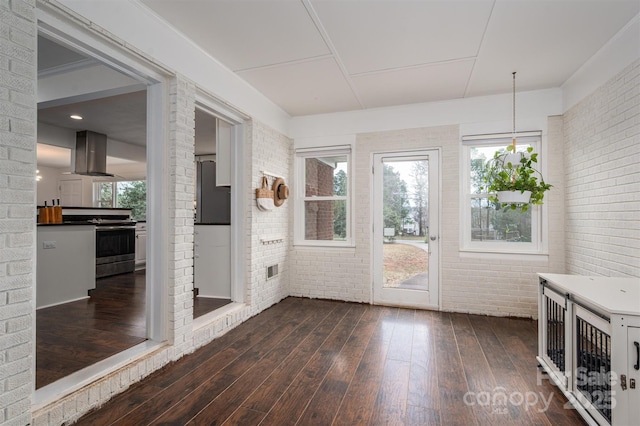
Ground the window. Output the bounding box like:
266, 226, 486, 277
95, 180, 147, 221
461, 132, 544, 253
295, 147, 352, 246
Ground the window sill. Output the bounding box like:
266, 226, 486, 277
294, 242, 356, 249
459, 249, 549, 261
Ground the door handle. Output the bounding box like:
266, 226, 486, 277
634, 341, 639, 370
430, 235, 437, 241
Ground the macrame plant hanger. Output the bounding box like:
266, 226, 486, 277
512, 71, 517, 152
511, 71, 518, 186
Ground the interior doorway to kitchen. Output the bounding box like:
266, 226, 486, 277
192, 97, 245, 320
34, 13, 167, 401
372, 150, 440, 309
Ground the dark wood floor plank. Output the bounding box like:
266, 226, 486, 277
194, 297, 232, 319
76, 299, 310, 425
432, 312, 478, 426
406, 404, 441, 426
407, 309, 440, 411
369, 358, 411, 425
486, 316, 586, 426
185, 303, 355, 425
220, 406, 266, 425
258, 304, 367, 425
75, 299, 587, 426
239, 303, 355, 414
451, 313, 502, 425
385, 307, 415, 362
295, 306, 382, 425
331, 307, 398, 425
118, 300, 333, 425
468, 314, 544, 426
36, 270, 148, 388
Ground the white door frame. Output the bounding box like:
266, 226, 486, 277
372, 150, 440, 309
194, 93, 248, 307
35, 4, 170, 406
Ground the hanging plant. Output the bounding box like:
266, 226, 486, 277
480, 72, 552, 212
483, 145, 552, 212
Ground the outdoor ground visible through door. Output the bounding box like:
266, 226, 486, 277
383, 236, 428, 291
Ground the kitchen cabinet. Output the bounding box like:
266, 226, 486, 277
37, 224, 95, 308
537, 273, 640, 426
194, 225, 230, 299
135, 222, 146, 269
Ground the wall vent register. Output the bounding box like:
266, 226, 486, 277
267, 264, 279, 279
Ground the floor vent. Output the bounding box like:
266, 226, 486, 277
267, 264, 279, 279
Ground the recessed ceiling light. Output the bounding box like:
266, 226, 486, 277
70, 114, 83, 120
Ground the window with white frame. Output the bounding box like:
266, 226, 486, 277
94, 180, 147, 221
461, 132, 544, 253
295, 147, 352, 246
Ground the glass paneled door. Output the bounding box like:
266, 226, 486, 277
372, 151, 439, 309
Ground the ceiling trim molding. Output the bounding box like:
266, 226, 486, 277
38, 57, 97, 79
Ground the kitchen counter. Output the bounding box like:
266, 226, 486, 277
37, 222, 97, 226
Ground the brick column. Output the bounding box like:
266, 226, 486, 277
0, 0, 37, 424
166, 75, 196, 359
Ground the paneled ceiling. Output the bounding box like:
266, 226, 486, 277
141, 0, 639, 116
36, 0, 639, 167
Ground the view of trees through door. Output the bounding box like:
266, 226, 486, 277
382, 160, 429, 290
373, 150, 440, 309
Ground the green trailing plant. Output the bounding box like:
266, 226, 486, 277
482, 145, 552, 212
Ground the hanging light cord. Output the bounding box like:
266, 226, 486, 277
512, 71, 517, 151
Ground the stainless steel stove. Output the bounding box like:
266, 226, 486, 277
62, 210, 137, 278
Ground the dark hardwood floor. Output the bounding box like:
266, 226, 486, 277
194, 296, 233, 319
76, 298, 587, 425
36, 270, 231, 389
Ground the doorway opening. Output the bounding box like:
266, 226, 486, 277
372, 150, 440, 309
192, 96, 245, 321
34, 20, 166, 402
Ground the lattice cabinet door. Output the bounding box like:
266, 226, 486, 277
573, 306, 613, 426
539, 283, 572, 391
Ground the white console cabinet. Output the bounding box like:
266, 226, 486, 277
37, 225, 95, 308
194, 225, 231, 299
537, 273, 640, 426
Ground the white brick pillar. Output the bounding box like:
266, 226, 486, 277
166, 75, 196, 359
0, 0, 37, 424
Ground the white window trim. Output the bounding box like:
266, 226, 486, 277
294, 146, 354, 247
460, 131, 548, 255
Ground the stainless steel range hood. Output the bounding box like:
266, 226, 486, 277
75, 130, 113, 177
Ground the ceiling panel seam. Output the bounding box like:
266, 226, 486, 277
234, 54, 336, 73
463, 0, 496, 98
301, 0, 366, 109
350, 56, 479, 78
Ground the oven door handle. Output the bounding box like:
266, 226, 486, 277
96, 226, 136, 231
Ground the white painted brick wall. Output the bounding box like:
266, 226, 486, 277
443, 116, 566, 318
564, 59, 640, 278
166, 75, 196, 359
291, 122, 565, 318
0, 0, 36, 424
247, 120, 291, 315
